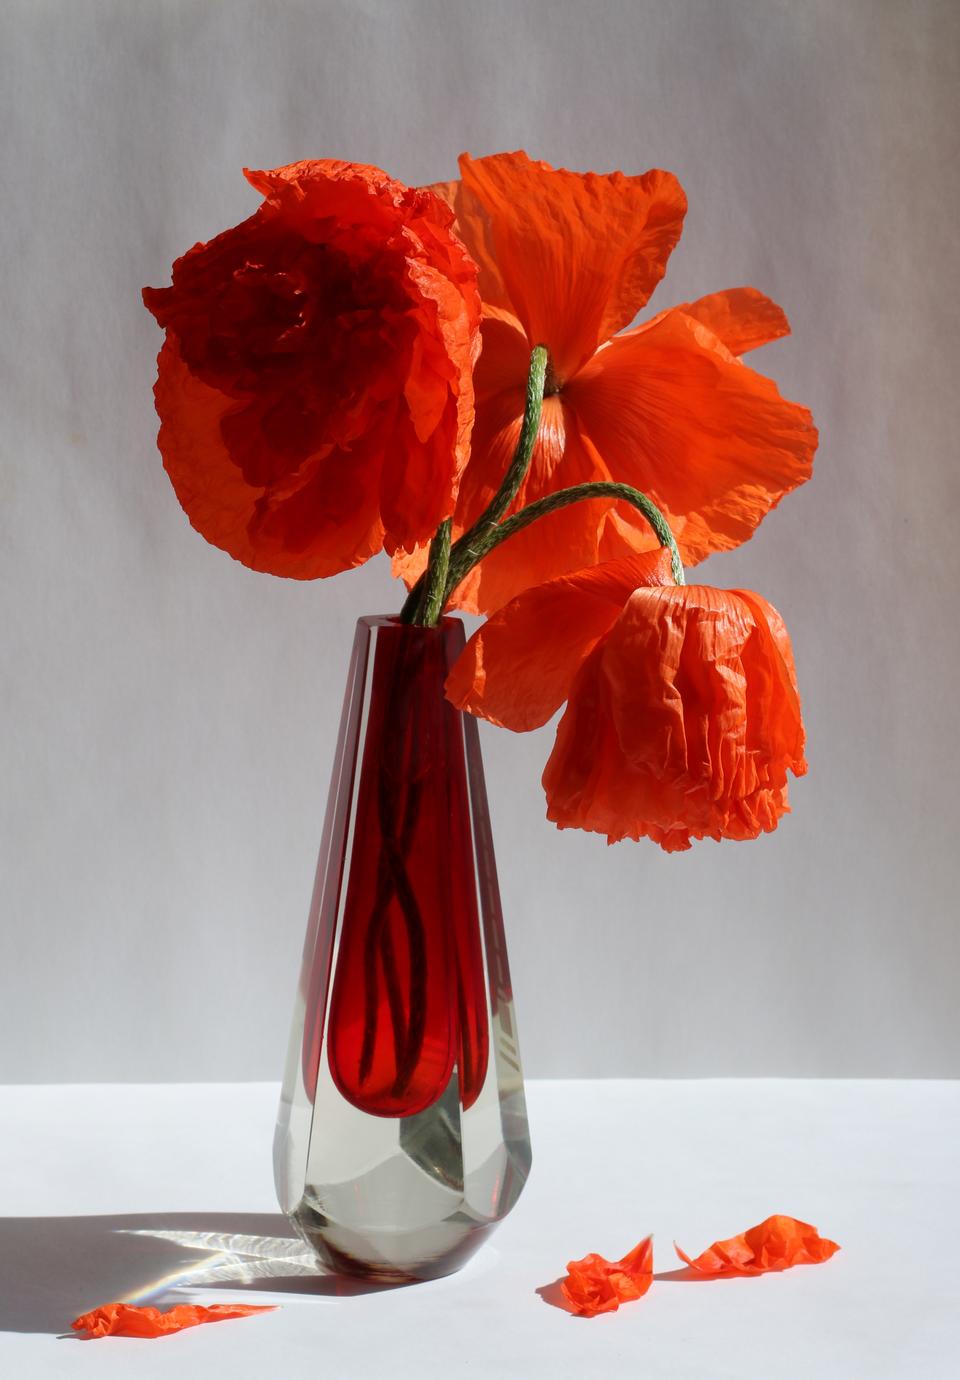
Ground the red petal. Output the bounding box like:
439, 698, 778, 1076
675, 1215, 840, 1276
458, 150, 686, 379
71, 1302, 276, 1339
446, 549, 673, 731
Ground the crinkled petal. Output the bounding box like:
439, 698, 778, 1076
673, 286, 790, 356
457, 150, 687, 379
72, 1302, 276, 1339
675, 1215, 840, 1276
153, 338, 386, 578
566, 310, 817, 566
560, 1236, 654, 1317
446, 548, 674, 731
543, 585, 806, 849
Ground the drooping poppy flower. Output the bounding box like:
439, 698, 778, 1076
446, 556, 806, 851
560, 1235, 654, 1316
675, 1215, 840, 1275
143, 161, 481, 579
397, 150, 817, 613
71, 1301, 276, 1338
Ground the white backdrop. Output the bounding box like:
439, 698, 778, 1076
2, 0, 958, 1083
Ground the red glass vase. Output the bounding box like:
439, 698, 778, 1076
274, 616, 531, 1282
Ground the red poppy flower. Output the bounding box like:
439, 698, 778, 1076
397, 150, 817, 613
143, 161, 480, 579
446, 555, 806, 851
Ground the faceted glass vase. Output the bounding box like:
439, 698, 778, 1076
274, 615, 531, 1282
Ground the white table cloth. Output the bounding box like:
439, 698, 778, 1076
1, 1080, 957, 1377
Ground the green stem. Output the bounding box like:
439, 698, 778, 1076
448, 344, 548, 564
400, 518, 451, 626
446, 480, 685, 598
398, 343, 684, 622
400, 345, 548, 623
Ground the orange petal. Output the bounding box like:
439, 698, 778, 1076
560, 1236, 654, 1317
673, 287, 790, 356
446, 548, 674, 731
445, 394, 624, 613
458, 150, 687, 379
71, 1301, 276, 1339
426, 178, 514, 319
154, 339, 386, 579
566, 310, 817, 566
675, 1215, 840, 1276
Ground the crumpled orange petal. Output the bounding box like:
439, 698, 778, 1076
71, 1301, 276, 1339
446, 547, 673, 731
560, 1236, 654, 1316
458, 150, 687, 380
675, 1215, 840, 1276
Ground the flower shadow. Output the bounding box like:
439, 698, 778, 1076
535, 1277, 578, 1315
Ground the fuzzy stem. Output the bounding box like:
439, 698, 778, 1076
447, 480, 686, 597
400, 345, 548, 623
447, 344, 548, 564
399, 518, 451, 626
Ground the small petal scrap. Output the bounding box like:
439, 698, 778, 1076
71, 1301, 277, 1339
675, 1215, 840, 1276
560, 1235, 654, 1316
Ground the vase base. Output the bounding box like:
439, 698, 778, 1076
289, 1199, 495, 1283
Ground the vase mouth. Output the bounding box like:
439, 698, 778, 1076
357, 613, 464, 632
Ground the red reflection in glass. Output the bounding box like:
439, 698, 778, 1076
324, 620, 489, 1117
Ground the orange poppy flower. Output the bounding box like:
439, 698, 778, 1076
675, 1214, 840, 1275
560, 1236, 654, 1316
143, 161, 480, 579
398, 150, 817, 613
446, 555, 806, 851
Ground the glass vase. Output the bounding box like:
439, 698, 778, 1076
274, 615, 531, 1282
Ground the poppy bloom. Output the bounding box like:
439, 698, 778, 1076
143, 161, 481, 579
398, 150, 817, 613
446, 551, 806, 851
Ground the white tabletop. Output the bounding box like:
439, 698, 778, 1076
0, 1079, 956, 1378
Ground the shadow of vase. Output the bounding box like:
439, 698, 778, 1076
0, 1211, 405, 1336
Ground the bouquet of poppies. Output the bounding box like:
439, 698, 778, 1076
143, 151, 816, 852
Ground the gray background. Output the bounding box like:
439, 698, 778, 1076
2, 0, 958, 1083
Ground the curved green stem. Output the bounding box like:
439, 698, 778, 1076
447, 344, 548, 564
399, 518, 450, 626
446, 480, 685, 598
398, 343, 684, 622
400, 345, 548, 624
